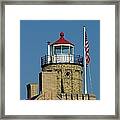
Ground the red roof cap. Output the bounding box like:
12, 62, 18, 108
52, 32, 74, 46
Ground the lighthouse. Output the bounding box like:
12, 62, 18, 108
26, 32, 96, 100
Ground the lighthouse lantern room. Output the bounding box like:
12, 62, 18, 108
47, 32, 74, 64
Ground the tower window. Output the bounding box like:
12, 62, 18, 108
66, 72, 70, 76
70, 46, 73, 55
81, 71, 83, 75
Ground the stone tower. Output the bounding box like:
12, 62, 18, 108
27, 32, 96, 100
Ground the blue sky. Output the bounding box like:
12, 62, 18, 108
20, 20, 100, 100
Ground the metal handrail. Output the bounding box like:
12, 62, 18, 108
41, 55, 83, 67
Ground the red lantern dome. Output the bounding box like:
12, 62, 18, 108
52, 32, 74, 46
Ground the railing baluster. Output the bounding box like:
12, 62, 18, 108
41, 54, 83, 66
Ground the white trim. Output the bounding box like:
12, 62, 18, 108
47, 44, 50, 63
53, 44, 74, 47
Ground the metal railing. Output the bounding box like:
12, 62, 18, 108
41, 55, 83, 67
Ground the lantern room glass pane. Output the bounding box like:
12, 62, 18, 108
62, 46, 69, 54
70, 46, 73, 55
50, 46, 53, 55
54, 46, 61, 55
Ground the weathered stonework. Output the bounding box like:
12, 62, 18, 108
27, 63, 96, 100
26, 83, 38, 99
36, 63, 85, 100
43, 63, 83, 94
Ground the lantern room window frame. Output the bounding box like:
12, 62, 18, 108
52, 44, 74, 55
